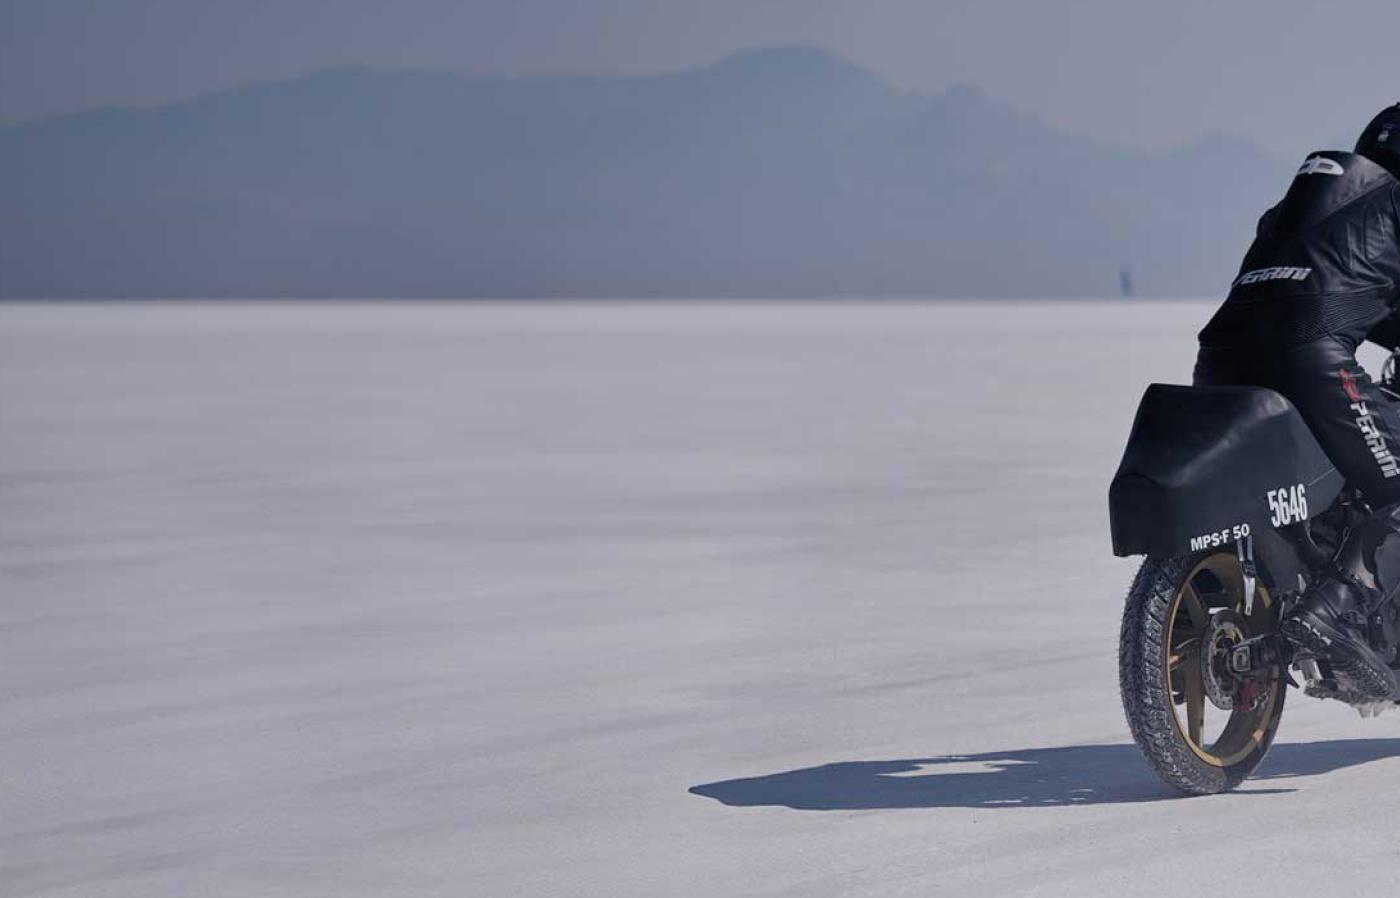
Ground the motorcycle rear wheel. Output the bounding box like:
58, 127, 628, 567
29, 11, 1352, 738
1119, 551, 1287, 795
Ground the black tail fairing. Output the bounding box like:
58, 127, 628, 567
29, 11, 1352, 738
1109, 384, 1344, 558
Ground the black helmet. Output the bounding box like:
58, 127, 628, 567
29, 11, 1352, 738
1356, 103, 1400, 178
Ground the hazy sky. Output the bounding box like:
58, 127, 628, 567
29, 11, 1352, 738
2, 0, 1395, 155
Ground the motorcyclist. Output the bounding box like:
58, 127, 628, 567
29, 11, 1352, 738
1196, 103, 1400, 699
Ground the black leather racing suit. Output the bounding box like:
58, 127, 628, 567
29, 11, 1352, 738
1197, 151, 1400, 504
1198, 150, 1400, 698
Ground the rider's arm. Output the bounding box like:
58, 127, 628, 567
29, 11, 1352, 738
1368, 313, 1400, 351
1367, 185, 1400, 350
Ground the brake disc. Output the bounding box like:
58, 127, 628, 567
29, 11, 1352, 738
1202, 609, 1250, 711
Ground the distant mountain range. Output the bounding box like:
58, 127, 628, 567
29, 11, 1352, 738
0, 47, 1298, 299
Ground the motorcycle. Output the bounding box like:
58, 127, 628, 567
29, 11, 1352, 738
1108, 355, 1400, 795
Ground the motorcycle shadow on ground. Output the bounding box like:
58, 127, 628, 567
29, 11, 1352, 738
688, 739, 1400, 809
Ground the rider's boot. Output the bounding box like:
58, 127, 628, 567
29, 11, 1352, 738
1283, 503, 1400, 700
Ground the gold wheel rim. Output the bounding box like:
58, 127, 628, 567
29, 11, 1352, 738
1164, 552, 1282, 768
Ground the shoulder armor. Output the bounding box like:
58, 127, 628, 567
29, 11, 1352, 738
1270, 151, 1398, 237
